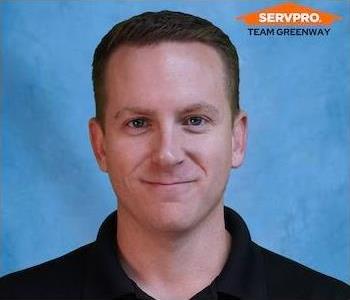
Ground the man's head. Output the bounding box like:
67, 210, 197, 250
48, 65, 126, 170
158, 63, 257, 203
89, 11, 247, 233
92, 10, 240, 125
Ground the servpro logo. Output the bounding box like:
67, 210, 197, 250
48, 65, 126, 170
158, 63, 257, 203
236, 2, 341, 36
259, 13, 320, 24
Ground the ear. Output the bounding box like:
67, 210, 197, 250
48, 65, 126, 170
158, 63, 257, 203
231, 112, 248, 168
89, 118, 108, 172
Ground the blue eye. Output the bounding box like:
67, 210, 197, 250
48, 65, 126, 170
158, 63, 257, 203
127, 118, 148, 128
186, 116, 205, 126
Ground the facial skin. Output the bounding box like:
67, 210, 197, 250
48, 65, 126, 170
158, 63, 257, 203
89, 42, 247, 234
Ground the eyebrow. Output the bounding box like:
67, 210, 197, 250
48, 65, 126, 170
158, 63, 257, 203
114, 107, 155, 119
181, 103, 220, 118
114, 102, 220, 120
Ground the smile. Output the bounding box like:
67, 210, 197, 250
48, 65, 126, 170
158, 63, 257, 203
141, 180, 196, 186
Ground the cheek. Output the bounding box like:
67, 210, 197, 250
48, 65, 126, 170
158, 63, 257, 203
206, 144, 232, 173
105, 136, 149, 177
185, 129, 233, 178
202, 128, 232, 162
206, 132, 233, 188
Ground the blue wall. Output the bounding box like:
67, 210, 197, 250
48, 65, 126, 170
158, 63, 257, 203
1, 1, 349, 283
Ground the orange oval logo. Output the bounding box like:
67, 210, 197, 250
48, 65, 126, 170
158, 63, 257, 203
236, 2, 341, 26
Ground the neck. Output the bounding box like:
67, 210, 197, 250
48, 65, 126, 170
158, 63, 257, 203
116, 204, 231, 300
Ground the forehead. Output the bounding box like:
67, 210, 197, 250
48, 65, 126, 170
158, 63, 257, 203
104, 41, 228, 112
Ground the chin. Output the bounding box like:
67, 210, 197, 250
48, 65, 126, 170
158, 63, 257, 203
144, 201, 208, 234
149, 218, 197, 234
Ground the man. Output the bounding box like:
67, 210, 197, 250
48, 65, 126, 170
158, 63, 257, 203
1, 10, 349, 300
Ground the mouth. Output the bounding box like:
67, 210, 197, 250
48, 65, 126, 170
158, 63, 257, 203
139, 179, 197, 198
141, 179, 196, 186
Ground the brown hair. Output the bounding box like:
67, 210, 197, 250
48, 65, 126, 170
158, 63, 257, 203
92, 10, 240, 123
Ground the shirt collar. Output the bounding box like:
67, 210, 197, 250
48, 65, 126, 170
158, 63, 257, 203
215, 207, 267, 300
82, 206, 267, 299
82, 211, 134, 298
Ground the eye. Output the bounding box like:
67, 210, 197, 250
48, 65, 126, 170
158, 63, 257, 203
127, 118, 148, 128
184, 116, 206, 126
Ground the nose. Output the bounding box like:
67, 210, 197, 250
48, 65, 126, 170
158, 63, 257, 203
151, 125, 184, 168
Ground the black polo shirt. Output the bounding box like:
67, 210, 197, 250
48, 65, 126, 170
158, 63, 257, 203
1, 206, 349, 299
82, 206, 266, 300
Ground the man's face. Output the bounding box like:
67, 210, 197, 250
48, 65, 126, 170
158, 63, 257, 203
90, 42, 247, 232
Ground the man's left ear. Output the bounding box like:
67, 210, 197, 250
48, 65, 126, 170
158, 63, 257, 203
231, 111, 248, 168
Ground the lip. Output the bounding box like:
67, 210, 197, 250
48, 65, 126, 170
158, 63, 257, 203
141, 180, 196, 185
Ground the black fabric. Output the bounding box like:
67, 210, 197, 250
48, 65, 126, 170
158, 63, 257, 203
1, 206, 349, 299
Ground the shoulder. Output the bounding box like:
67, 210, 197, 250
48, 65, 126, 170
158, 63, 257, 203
255, 243, 350, 300
0, 242, 94, 299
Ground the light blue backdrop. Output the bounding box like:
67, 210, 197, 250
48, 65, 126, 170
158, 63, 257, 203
1, 0, 349, 283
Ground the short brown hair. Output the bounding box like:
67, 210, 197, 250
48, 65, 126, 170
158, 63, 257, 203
92, 10, 240, 123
